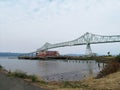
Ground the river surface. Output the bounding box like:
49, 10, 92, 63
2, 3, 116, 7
0, 57, 104, 81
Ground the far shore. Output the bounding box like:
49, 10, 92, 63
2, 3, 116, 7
18, 55, 115, 63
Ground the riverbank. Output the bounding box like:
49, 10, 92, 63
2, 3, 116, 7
0, 69, 48, 90
0, 61, 120, 90
18, 55, 115, 62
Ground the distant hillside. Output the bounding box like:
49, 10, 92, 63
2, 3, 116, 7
0, 52, 26, 57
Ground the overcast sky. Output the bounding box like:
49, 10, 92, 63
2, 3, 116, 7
0, 0, 120, 55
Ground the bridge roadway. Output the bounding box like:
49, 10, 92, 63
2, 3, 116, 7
36, 32, 120, 56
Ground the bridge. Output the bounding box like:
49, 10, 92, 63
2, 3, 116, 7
36, 32, 120, 56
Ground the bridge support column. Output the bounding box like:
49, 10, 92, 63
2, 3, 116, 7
85, 43, 92, 56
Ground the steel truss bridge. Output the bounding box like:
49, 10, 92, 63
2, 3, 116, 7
36, 32, 120, 56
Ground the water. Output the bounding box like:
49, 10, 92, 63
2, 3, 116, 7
0, 57, 104, 81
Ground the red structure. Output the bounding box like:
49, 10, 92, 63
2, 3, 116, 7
36, 51, 60, 58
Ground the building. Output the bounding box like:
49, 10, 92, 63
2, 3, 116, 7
36, 51, 60, 58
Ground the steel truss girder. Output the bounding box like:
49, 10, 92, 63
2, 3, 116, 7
37, 32, 120, 52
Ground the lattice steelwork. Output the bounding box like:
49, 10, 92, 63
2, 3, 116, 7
37, 32, 120, 56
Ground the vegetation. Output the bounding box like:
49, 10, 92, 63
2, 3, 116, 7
96, 59, 120, 79
82, 71, 120, 90
0, 65, 2, 69
6, 70, 120, 90
60, 81, 89, 88
0, 65, 3, 70
0, 52, 26, 56
8, 70, 41, 82
8, 70, 27, 78
115, 54, 120, 62
6, 55, 120, 90
1, 54, 120, 90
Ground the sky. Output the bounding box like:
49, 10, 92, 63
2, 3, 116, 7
0, 0, 120, 55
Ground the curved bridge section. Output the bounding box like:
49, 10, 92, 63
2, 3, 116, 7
37, 32, 120, 56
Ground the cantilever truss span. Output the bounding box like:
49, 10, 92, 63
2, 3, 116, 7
37, 32, 120, 55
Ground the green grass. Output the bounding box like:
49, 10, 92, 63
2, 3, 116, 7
28, 75, 39, 82
8, 70, 28, 79
8, 70, 41, 82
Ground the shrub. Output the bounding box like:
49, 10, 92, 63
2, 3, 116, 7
10, 70, 28, 79
96, 61, 120, 79
0, 65, 3, 69
8, 70, 41, 82
29, 75, 38, 82
115, 54, 120, 62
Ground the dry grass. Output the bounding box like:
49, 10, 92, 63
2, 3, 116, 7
1, 61, 120, 90
1, 68, 120, 90
53, 70, 120, 90
56, 88, 84, 90
82, 71, 120, 90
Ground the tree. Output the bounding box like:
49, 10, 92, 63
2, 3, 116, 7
107, 51, 110, 56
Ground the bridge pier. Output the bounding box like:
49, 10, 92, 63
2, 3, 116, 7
85, 43, 93, 56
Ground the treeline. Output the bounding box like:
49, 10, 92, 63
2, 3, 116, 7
0, 52, 26, 56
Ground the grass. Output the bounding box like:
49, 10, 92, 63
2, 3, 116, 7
0, 67, 120, 90
1, 55, 120, 90
82, 70, 120, 90
8, 70, 41, 82
9, 64, 120, 89
5, 58, 120, 90
41, 81, 91, 90
60, 81, 89, 88
29, 75, 38, 82
8, 70, 28, 78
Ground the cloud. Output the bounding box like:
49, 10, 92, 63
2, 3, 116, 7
1, 0, 120, 53
1, 0, 120, 27
0, 0, 93, 15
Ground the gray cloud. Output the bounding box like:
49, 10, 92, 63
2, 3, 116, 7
0, 0, 120, 54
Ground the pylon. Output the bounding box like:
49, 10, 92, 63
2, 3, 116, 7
85, 43, 92, 56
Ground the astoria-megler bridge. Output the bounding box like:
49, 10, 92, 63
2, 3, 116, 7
36, 32, 120, 56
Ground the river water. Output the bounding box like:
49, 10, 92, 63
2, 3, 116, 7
0, 57, 104, 81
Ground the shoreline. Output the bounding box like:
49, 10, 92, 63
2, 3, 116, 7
0, 57, 120, 90
18, 55, 115, 63
0, 69, 48, 90
0, 67, 120, 90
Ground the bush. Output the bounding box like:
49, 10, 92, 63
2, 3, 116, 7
8, 70, 41, 82
115, 54, 120, 62
96, 61, 120, 79
0, 65, 3, 69
9, 70, 28, 79
29, 75, 38, 82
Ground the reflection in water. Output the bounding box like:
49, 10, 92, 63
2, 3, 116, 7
38, 61, 59, 76
0, 57, 104, 81
87, 61, 93, 75
98, 63, 100, 70
103, 63, 105, 68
